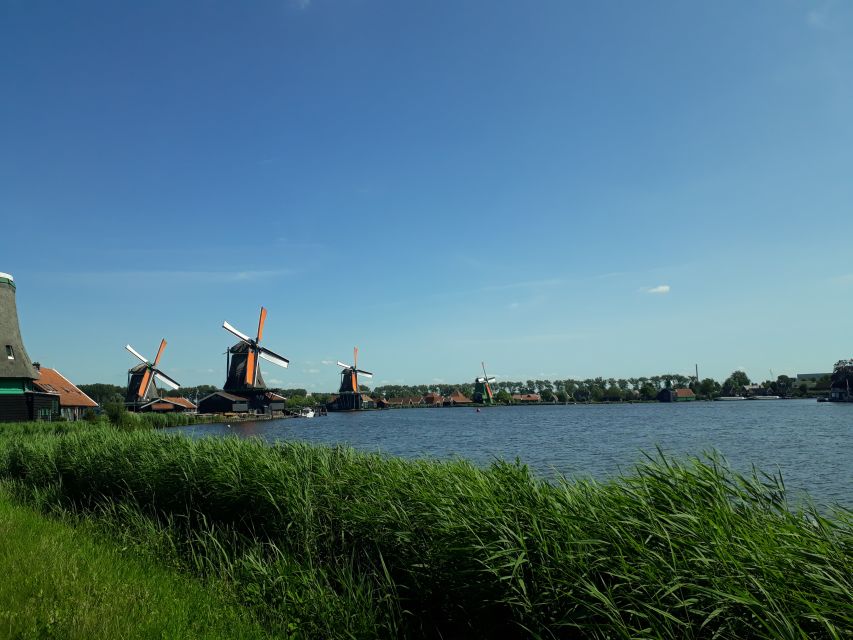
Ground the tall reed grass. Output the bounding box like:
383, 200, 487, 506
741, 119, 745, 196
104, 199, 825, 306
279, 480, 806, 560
0, 428, 849, 639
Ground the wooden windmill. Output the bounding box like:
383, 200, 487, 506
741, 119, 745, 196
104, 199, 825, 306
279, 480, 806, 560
329, 347, 373, 411
0, 272, 44, 422
472, 362, 496, 404
125, 340, 180, 407
222, 306, 289, 394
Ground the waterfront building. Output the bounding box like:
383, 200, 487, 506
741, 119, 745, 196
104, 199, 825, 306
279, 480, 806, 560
32, 365, 98, 420
658, 388, 696, 402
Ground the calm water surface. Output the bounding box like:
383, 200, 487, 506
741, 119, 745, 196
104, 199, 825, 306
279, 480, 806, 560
175, 399, 851, 506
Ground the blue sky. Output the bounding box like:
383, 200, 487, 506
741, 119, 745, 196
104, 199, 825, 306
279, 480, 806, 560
2, 0, 852, 391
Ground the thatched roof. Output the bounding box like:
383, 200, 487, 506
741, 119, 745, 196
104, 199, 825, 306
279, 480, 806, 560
0, 275, 37, 380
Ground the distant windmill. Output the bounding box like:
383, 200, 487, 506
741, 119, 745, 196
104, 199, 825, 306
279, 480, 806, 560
125, 340, 180, 405
222, 306, 289, 392
472, 362, 496, 404
336, 347, 373, 394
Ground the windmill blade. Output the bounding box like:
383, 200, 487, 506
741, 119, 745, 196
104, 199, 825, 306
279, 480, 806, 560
354, 347, 359, 369
154, 371, 180, 390
355, 369, 373, 378
153, 339, 167, 366
259, 347, 289, 369
125, 344, 149, 364
476, 377, 485, 383
256, 306, 267, 342
487, 377, 496, 383
245, 350, 257, 385
137, 368, 153, 399
223, 321, 252, 343
337, 361, 352, 369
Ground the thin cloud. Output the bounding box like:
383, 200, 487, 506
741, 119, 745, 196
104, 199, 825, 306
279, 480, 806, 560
48, 269, 294, 286
643, 285, 671, 295
807, 9, 830, 30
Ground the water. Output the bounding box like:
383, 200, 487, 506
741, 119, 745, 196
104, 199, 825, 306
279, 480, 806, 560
174, 399, 851, 506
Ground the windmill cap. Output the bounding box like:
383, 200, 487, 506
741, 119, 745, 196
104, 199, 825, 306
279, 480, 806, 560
0, 272, 13, 285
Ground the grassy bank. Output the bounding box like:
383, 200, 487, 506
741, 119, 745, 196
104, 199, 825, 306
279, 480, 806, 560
0, 425, 850, 638
0, 486, 273, 639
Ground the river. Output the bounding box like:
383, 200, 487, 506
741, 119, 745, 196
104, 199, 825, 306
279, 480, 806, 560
174, 399, 851, 506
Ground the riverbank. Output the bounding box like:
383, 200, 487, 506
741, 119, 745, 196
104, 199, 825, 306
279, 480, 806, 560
0, 484, 272, 639
0, 421, 849, 638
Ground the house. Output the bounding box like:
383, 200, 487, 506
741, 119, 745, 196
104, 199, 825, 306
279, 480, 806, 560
658, 388, 695, 402
197, 391, 249, 414
445, 390, 472, 406
512, 393, 541, 403
264, 391, 286, 412
378, 396, 421, 408
32, 365, 98, 420
139, 396, 197, 413
422, 392, 444, 407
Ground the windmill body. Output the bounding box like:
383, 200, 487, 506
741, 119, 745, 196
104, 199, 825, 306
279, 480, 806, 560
328, 347, 374, 411
0, 272, 58, 421
472, 362, 496, 404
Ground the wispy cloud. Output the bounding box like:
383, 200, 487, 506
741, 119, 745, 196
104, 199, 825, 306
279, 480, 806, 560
48, 269, 294, 286
643, 285, 671, 295
479, 278, 563, 293
807, 8, 830, 30
835, 274, 853, 284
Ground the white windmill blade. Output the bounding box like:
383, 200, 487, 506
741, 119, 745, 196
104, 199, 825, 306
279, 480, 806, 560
337, 361, 352, 369
125, 344, 150, 364
259, 348, 289, 369
487, 377, 496, 382
476, 377, 485, 383
222, 321, 252, 343
355, 369, 373, 378
154, 372, 180, 390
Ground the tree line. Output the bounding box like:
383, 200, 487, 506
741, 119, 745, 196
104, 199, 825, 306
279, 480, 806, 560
77, 370, 823, 409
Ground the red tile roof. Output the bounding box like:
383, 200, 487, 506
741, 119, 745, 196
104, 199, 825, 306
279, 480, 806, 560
448, 390, 472, 403
674, 388, 695, 398
33, 367, 98, 408
512, 393, 541, 402
165, 397, 197, 409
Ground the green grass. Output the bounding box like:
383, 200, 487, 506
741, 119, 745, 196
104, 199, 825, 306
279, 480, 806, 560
0, 487, 274, 640
0, 426, 850, 639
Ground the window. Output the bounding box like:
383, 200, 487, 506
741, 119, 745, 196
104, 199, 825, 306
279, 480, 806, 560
5, 346, 13, 360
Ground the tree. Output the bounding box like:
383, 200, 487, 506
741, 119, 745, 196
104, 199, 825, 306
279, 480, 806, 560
540, 389, 555, 402
639, 383, 658, 401
495, 390, 513, 404
698, 378, 719, 399
555, 390, 568, 403
722, 370, 750, 395
776, 375, 794, 397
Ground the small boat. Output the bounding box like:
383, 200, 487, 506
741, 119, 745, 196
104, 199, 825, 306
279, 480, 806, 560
717, 396, 747, 401
752, 395, 780, 400
298, 407, 315, 418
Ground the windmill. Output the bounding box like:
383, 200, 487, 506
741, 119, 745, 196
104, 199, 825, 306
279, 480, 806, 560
472, 362, 496, 404
125, 339, 180, 406
221, 306, 289, 393
328, 347, 373, 411
0, 272, 43, 422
